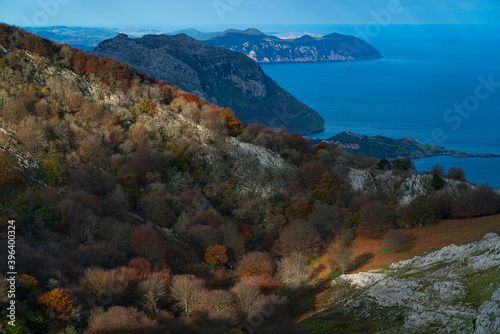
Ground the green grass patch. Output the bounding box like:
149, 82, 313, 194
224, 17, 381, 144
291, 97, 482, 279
461, 267, 500, 308
299, 301, 405, 334
291, 292, 317, 318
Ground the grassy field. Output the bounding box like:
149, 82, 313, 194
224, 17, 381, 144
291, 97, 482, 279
308, 214, 500, 284
351, 214, 500, 273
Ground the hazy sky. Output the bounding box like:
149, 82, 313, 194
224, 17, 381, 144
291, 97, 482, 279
2, 0, 500, 30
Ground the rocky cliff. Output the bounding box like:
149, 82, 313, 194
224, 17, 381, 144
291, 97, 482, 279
93, 33, 324, 134
205, 28, 382, 63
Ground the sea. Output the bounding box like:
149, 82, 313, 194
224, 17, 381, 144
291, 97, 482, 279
259, 24, 500, 189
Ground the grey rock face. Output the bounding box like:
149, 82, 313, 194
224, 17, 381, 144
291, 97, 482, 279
475, 288, 500, 334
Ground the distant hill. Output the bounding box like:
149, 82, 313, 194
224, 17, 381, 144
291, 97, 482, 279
165, 28, 220, 41
320, 131, 500, 159
93, 33, 325, 134
24, 26, 162, 50
205, 28, 382, 63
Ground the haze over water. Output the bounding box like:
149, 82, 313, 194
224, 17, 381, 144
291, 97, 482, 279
261, 24, 500, 188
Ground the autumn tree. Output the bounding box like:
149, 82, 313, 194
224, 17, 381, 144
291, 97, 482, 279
277, 252, 310, 288
308, 172, 339, 204
128, 257, 153, 279
170, 275, 206, 316
231, 281, 263, 315
36, 289, 74, 317
81, 267, 135, 302
276, 220, 319, 258
187, 225, 222, 256
204, 245, 229, 266
446, 167, 465, 181
137, 276, 169, 315
308, 202, 344, 241
328, 238, 352, 274
141, 193, 173, 227
284, 200, 312, 221
301, 161, 328, 189
87, 306, 158, 334
221, 107, 242, 136
204, 290, 236, 321
236, 251, 274, 278
178, 93, 200, 107
130, 225, 166, 262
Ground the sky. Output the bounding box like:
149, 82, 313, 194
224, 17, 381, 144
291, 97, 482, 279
1, 0, 500, 31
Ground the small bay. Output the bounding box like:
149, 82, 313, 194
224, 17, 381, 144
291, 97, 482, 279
261, 25, 500, 188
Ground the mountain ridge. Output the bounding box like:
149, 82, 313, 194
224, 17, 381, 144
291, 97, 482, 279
93, 33, 325, 134
206, 28, 382, 63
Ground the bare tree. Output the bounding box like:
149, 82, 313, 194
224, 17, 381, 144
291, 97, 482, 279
137, 276, 168, 315
277, 252, 310, 288
170, 275, 206, 316
276, 220, 319, 258
231, 281, 263, 315
81, 212, 100, 244
328, 239, 352, 274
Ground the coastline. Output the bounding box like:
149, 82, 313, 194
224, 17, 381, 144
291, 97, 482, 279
308, 132, 500, 160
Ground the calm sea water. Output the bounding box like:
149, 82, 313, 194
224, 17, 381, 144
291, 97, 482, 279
260, 25, 500, 188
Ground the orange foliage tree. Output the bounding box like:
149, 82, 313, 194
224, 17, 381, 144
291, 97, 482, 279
178, 93, 200, 107
308, 172, 338, 204
204, 245, 229, 266
17, 274, 39, 289
446, 167, 466, 181
221, 107, 242, 136
135, 99, 157, 115
236, 251, 274, 278
285, 200, 312, 221
36, 289, 74, 316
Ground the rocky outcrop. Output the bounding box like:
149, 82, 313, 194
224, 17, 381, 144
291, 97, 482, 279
93, 34, 324, 134
330, 233, 500, 333
348, 167, 476, 205
475, 288, 500, 334
206, 28, 382, 63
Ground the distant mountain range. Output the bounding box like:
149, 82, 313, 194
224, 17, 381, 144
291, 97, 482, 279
93, 33, 325, 134
24, 26, 162, 50
205, 28, 382, 63
25, 27, 382, 63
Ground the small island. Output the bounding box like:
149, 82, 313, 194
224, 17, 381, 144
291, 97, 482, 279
315, 131, 500, 159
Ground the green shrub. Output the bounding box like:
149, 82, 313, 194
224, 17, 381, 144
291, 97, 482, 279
432, 173, 445, 190
40, 158, 65, 186
409, 195, 436, 226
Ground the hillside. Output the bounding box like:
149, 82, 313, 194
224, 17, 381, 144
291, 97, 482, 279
301, 233, 500, 333
92, 33, 325, 134
205, 28, 382, 63
1, 23, 500, 334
